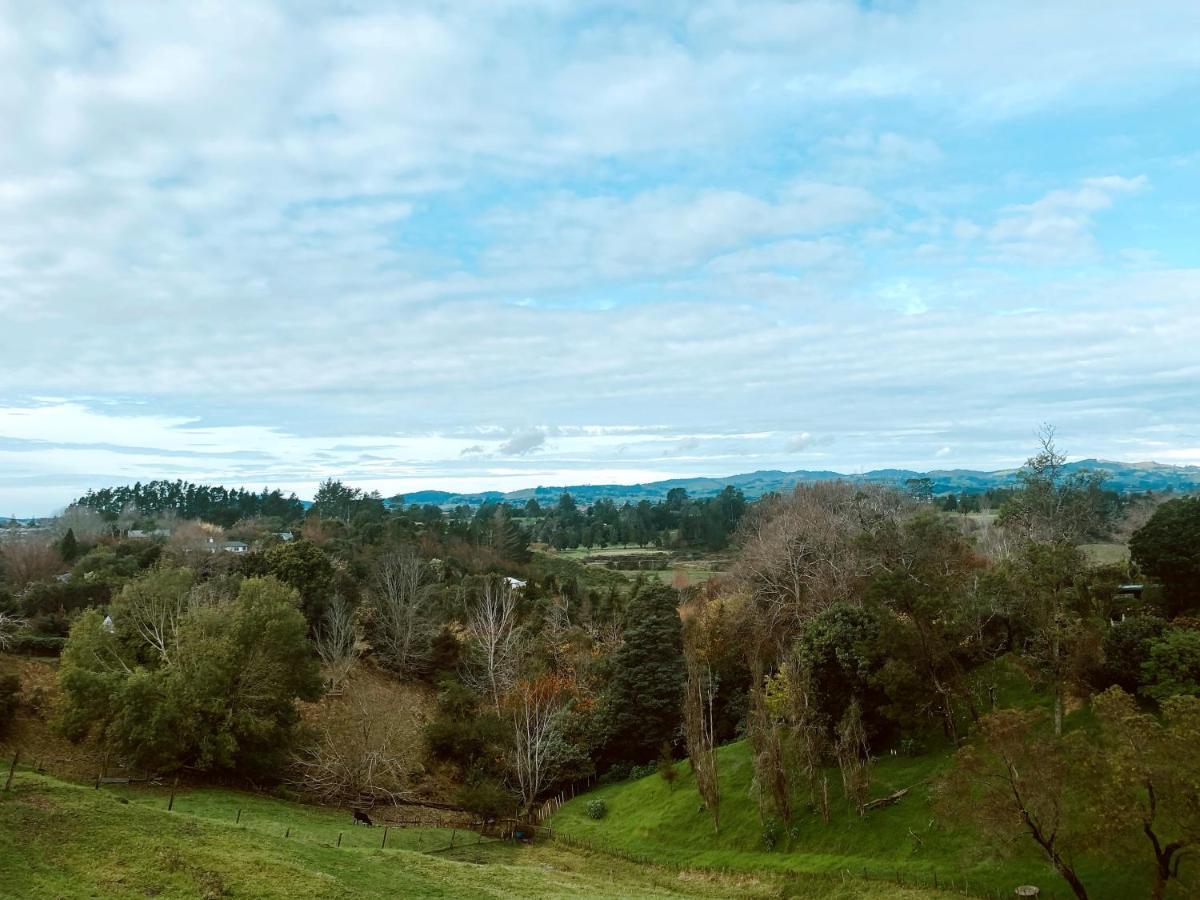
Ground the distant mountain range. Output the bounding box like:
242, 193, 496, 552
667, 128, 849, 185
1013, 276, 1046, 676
391, 459, 1200, 507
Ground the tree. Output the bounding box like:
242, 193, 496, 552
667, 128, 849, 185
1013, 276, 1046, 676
1130, 497, 1200, 616
59, 575, 322, 776
604, 583, 684, 764
509, 674, 569, 811
0, 611, 27, 652
369, 548, 435, 676
683, 649, 720, 831
314, 593, 360, 692
462, 577, 522, 716
1140, 627, 1200, 701
109, 567, 195, 665
311, 479, 364, 527
1080, 687, 1200, 900
263, 539, 335, 628
292, 681, 417, 805
1002, 541, 1099, 735
1098, 615, 1166, 693
59, 528, 80, 563
941, 708, 1089, 900
999, 426, 1113, 544
0, 539, 63, 588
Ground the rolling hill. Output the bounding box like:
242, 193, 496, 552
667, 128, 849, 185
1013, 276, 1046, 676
392, 459, 1200, 507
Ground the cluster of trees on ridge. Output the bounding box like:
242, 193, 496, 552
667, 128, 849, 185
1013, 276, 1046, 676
0, 430, 1198, 899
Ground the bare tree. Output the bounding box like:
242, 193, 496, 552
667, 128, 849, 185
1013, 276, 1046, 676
509, 675, 567, 811
0, 611, 28, 651
54, 504, 108, 542
315, 593, 361, 693
370, 547, 435, 676
684, 645, 720, 832
462, 577, 522, 715
291, 690, 412, 805
0, 538, 63, 588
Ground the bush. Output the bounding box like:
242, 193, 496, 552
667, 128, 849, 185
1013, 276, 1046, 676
762, 817, 782, 851
585, 799, 607, 820
1141, 627, 1200, 701
456, 776, 515, 821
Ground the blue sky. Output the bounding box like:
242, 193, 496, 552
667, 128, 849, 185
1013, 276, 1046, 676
2, 1, 1200, 515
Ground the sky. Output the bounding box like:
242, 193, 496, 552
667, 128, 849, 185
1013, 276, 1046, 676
2, 1, 1200, 516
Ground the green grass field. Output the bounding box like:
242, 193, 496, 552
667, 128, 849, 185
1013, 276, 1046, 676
0, 770, 951, 899
547, 661, 1171, 900
1078, 542, 1131, 566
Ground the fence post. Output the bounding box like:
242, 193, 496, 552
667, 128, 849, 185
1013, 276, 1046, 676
337, 832, 342, 848
235, 809, 241, 824
4, 750, 18, 791
381, 826, 389, 849
167, 793, 175, 811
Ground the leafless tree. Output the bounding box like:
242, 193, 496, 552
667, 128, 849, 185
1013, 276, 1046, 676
370, 547, 435, 676
0, 611, 28, 651
462, 577, 522, 715
0, 538, 63, 589
509, 675, 568, 811
54, 504, 108, 542
291, 691, 411, 805
684, 646, 720, 832
734, 481, 908, 639
315, 593, 361, 693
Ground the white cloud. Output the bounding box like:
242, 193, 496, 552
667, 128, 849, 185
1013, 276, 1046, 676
986, 175, 1148, 262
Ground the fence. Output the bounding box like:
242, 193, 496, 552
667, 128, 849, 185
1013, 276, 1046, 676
1, 749, 499, 858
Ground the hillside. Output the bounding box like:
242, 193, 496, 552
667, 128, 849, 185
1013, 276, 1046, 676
0, 770, 949, 900
393, 458, 1200, 507
546, 660, 1181, 900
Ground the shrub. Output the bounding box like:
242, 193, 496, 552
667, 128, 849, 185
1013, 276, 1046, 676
456, 776, 515, 821
762, 817, 782, 851
629, 762, 656, 780
585, 799, 607, 820
1141, 627, 1200, 701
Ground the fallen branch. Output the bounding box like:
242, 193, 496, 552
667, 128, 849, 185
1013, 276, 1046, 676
859, 786, 910, 814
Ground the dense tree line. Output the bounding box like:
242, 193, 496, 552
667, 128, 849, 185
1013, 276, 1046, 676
520, 485, 747, 551
76, 480, 306, 528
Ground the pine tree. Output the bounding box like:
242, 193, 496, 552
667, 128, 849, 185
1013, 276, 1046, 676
59, 527, 79, 562
605, 583, 685, 763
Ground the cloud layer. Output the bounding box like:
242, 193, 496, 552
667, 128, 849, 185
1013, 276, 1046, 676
2, 2, 1199, 513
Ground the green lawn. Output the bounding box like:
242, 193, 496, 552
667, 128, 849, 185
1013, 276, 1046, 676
0, 770, 943, 899
1078, 542, 1131, 566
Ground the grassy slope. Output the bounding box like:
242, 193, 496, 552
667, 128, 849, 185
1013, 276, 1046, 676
0, 771, 948, 900
548, 662, 1157, 900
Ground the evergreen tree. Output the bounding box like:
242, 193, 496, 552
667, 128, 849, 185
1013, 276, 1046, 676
604, 583, 685, 764
59, 528, 79, 562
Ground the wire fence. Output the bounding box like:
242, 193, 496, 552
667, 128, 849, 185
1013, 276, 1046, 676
4, 750, 1065, 900
2, 751, 500, 857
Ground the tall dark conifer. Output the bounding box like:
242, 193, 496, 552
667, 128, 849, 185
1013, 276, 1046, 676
606, 583, 685, 763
